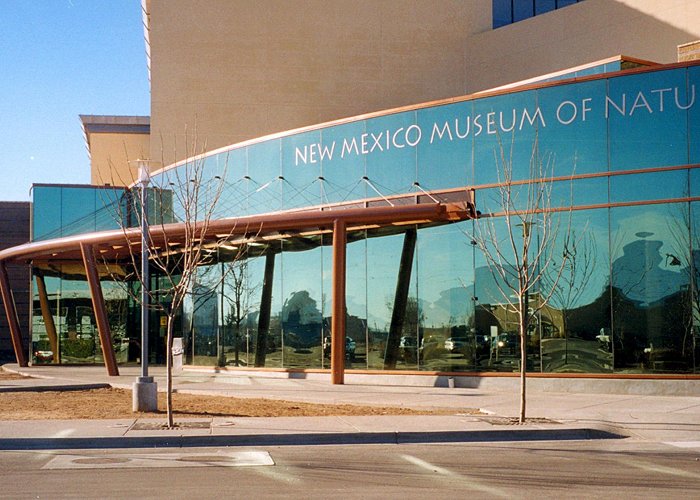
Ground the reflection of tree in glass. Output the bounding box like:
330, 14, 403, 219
543, 228, 597, 367
665, 204, 695, 367
223, 258, 260, 366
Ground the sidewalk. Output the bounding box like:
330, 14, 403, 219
1, 363, 699, 450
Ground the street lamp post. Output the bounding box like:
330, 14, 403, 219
132, 159, 158, 412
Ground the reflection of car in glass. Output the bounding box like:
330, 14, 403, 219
596, 331, 611, 351
444, 337, 469, 353
399, 336, 418, 362
34, 350, 54, 363
493, 333, 517, 355
323, 336, 356, 360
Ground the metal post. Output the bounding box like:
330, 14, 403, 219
331, 219, 347, 385
132, 159, 157, 412
255, 250, 275, 367
0, 261, 27, 367
140, 168, 149, 378
80, 243, 119, 376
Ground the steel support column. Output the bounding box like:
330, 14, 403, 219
80, 243, 119, 376
255, 249, 276, 367
0, 261, 27, 367
35, 273, 59, 363
384, 228, 417, 370
331, 219, 347, 385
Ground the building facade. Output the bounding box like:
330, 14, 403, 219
11, 58, 700, 378
2, 2, 700, 386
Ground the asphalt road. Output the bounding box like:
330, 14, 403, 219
2, 440, 699, 499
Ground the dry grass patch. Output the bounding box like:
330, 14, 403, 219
0, 387, 469, 420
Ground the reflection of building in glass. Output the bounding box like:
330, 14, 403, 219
1, 2, 700, 384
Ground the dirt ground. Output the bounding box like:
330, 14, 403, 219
0, 370, 466, 420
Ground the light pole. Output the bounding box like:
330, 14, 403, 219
132, 159, 158, 412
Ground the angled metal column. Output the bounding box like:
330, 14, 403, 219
384, 228, 417, 370
0, 261, 27, 367
331, 219, 347, 385
35, 273, 59, 363
255, 249, 276, 367
80, 243, 119, 376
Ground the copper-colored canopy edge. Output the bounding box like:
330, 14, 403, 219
1, 201, 474, 264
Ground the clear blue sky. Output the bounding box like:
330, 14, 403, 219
0, 1, 149, 201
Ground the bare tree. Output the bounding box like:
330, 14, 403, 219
470, 136, 578, 423
104, 137, 242, 428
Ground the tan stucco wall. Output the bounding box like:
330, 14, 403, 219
149, 0, 700, 167
89, 132, 150, 186
148, 0, 491, 166
464, 0, 700, 93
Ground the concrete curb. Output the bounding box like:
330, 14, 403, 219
0, 427, 626, 451
0, 383, 111, 393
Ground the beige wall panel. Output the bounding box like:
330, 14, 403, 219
89, 133, 150, 186
149, 0, 486, 166
464, 0, 700, 93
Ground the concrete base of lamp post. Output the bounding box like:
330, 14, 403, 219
132, 376, 158, 412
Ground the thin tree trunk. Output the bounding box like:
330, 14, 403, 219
519, 304, 528, 424
166, 315, 174, 428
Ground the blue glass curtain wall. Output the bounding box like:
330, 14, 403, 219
30, 63, 700, 373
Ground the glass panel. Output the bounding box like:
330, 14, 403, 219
57, 267, 98, 365
513, 0, 534, 22
281, 130, 323, 209
473, 217, 522, 371
692, 202, 700, 373
535, 0, 556, 15
220, 257, 257, 367
610, 203, 693, 373
542, 209, 613, 373
31, 272, 60, 365
102, 280, 130, 364
60, 187, 97, 236
366, 232, 409, 370
191, 264, 222, 366
473, 89, 540, 185
280, 244, 323, 369
691, 168, 700, 197
416, 101, 472, 190
244, 243, 283, 368
246, 140, 283, 214
608, 68, 689, 171
94, 187, 126, 232
32, 186, 62, 240
492, 0, 512, 28
345, 233, 368, 369
317, 120, 368, 205
688, 67, 700, 164
551, 176, 608, 208
364, 112, 419, 197
537, 79, 608, 175
417, 223, 475, 372
610, 170, 688, 203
